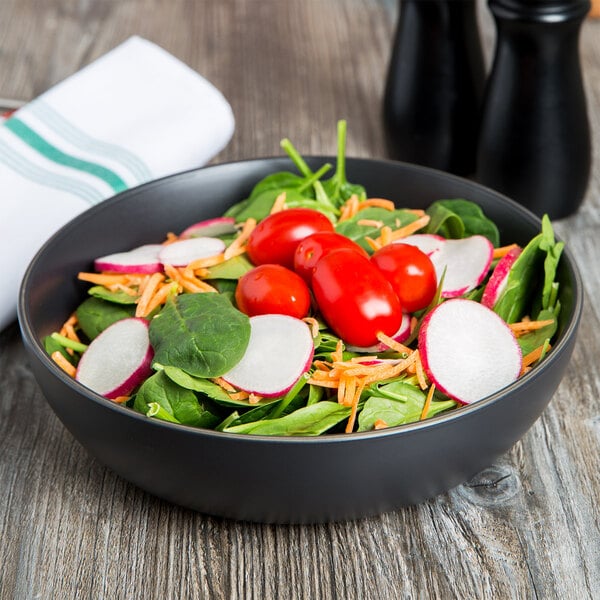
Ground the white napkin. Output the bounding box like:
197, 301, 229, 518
1, 36, 234, 331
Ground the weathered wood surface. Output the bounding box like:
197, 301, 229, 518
1, 1, 600, 598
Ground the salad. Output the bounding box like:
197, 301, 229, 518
45, 121, 564, 436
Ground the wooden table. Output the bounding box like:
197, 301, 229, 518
1, 1, 599, 598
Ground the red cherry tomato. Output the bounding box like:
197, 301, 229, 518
371, 243, 437, 313
293, 232, 368, 283
235, 264, 311, 319
246, 208, 334, 269
312, 248, 402, 347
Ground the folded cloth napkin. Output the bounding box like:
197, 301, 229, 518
1, 36, 235, 331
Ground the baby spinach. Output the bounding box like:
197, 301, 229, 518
223, 401, 351, 436
87, 285, 138, 305
76, 296, 136, 340
149, 293, 250, 378
358, 381, 456, 431
426, 199, 500, 246
205, 254, 254, 280
135, 370, 220, 428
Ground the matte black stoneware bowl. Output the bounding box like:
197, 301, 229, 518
18, 157, 583, 524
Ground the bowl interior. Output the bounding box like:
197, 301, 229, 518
19, 156, 582, 429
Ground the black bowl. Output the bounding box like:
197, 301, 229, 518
18, 157, 583, 523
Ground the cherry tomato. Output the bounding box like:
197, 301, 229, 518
312, 248, 402, 347
371, 243, 437, 313
293, 232, 368, 283
235, 264, 311, 318
246, 208, 334, 269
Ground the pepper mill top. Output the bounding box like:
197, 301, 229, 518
490, 0, 590, 21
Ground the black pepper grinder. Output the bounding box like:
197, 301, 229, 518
476, 0, 592, 219
383, 0, 485, 176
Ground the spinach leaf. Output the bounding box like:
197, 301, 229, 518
426, 199, 500, 246
358, 381, 456, 431
223, 401, 351, 436
493, 217, 561, 324
517, 308, 558, 356
161, 364, 279, 408
335, 207, 418, 251
87, 285, 138, 305
135, 370, 220, 428
149, 293, 250, 378
76, 296, 136, 340
44, 335, 75, 363
205, 254, 254, 280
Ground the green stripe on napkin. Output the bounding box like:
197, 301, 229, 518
5, 118, 128, 193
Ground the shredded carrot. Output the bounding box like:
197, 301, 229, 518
414, 350, 428, 390
493, 243, 520, 259
356, 219, 384, 228
141, 282, 175, 316
135, 272, 165, 317
228, 391, 250, 401
379, 226, 393, 246
331, 340, 344, 363
302, 317, 320, 338
223, 218, 256, 260
357, 198, 395, 212
521, 344, 551, 372
365, 237, 382, 252
248, 393, 262, 405
338, 194, 360, 222
345, 378, 366, 433
112, 395, 130, 404
270, 191, 287, 214
51, 351, 76, 377
78, 272, 131, 286
373, 419, 388, 430
185, 253, 226, 274
212, 377, 238, 393
163, 232, 179, 244
107, 283, 139, 297
406, 209, 426, 217
376, 331, 412, 355
420, 383, 436, 420
376, 215, 431, 245
509, 319, 554, 336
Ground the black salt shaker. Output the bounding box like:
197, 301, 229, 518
476, 0, 591, 219
382, 0, 485, 176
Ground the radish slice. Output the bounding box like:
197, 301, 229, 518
76, 318, 154, 399
430, 235, 494, 298
94, 244, 163, 274
346, 313, 411, 353
180, 217, 237, 239
418, 299, 522, 404
157, 237, 226, 267
222, 314, 314, 397
398, 234, 446, 257
481, 246, 523, 308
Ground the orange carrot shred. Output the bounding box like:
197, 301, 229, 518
357, 198, 395, 212
270, 192, 287, 214
135, 272, 165, 317
414, 350, 428, 390
373, 419, 388, 430
51, 351, 76, 377
224, 218, 256, 260
112, 395, 130, 404
302, 317, 320, 338
420, 384, 436, 420
185, 253, 226, 274
521, 344, 551, 372
376, 331, 412, 355
509, 319, 554, 336
78, 272, 130, 286
345, 378, 366, 433
356, 219, 384, 228
493, 243, 520, 259
365, 237, 382, 252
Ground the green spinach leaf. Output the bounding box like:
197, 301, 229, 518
76, 296, 136, 340
149, 293, 250, 377
87, 285, 139, 305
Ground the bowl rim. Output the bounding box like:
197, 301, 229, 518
18, 156, 585, 445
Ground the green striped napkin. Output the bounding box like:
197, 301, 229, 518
3, 36, 234, 330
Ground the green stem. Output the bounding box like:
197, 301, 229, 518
50, 332, 88, 353
281, 138, 313, 177
298, 163, 332, 192
269, 373, 309, 419
146, 403, 180, 423
335, 119, 348, 186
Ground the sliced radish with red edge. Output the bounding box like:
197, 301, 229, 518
418, 299, 522, 404
398, 234, 445, 257
481, 246, 522, 308
222, 314, 314, 397
179, 217, 237, 239
157, 237, 226, 267
94, 244, 163, 274
76, 317, 154, 399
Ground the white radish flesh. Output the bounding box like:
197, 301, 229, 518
418, 299, 522, 404
94, 244, 163, 274
157, 237, 226, 267
346, 313, 412, 353
180, 217, 237, 239
398, 234, 446, 257
76, 318, 154, 399
430, 235, 493, 298
481, 246, 522, 308
222, 314, 314, 397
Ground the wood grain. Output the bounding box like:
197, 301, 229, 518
1, 1, 600, 598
